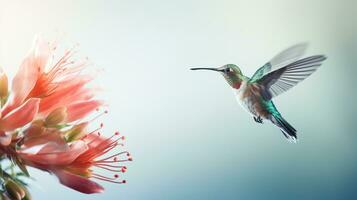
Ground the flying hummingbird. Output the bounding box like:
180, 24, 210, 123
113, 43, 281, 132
190, 43, 326, 142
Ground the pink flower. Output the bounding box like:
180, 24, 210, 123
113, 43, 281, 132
0, 36, 131, 196
18, 126, 131, 194
2, 37, 101, 123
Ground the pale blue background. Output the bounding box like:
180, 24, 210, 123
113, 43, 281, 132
0, 0, 357, 199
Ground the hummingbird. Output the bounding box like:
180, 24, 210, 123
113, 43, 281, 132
190, 43, 326, 142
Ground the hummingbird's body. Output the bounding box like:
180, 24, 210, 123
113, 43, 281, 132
236, 80, 271, 119
191, 43, 326, 141
235, 80, 295, 139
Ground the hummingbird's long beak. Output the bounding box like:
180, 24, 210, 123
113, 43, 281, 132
190, 67, 223, 72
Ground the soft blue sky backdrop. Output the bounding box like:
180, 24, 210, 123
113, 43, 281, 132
0, 0, 356, 199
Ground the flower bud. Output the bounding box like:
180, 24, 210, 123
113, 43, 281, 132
32, 119, 44, 126
65, 122, 88, 142
4, 179, 25, 200
21, 187, 32, 200
24, 123, 44, 139
45, 107, 67, 127
0, 72, 8, 99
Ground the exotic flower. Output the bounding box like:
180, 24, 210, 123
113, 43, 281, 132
2, 37, 101, 122
0, 36, 131, 197
18, 124, 131, 194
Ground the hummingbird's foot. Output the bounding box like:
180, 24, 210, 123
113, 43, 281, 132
253, 116, 263, 124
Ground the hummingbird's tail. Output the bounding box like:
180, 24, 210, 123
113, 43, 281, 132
271, 114, 297, 142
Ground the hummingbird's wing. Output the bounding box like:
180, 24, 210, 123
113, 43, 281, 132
250, 43, 308, 83
254, 55, 326, 100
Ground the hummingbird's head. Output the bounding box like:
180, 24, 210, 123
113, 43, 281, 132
190, 64, 244, 89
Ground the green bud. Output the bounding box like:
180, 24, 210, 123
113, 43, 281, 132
45, 107, 67, 127
65, 122, 88, 142
0, 72, 8, 100
21, 187, 31, 200
4, 179, 25, 200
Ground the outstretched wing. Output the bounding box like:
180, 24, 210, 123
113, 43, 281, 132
256, 55, 327, 100
250, 43, 308, 83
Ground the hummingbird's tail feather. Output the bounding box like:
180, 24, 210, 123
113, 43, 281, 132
271, 115, 297, 141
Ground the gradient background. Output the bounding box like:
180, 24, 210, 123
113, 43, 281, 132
0, 0, 356, 199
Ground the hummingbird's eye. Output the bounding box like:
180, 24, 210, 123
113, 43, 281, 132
225, 68, 232, 73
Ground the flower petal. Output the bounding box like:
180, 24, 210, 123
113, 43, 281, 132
32, 36, 51, 74
19, 140, 87, 166
38, 77, 93, 115
2, 59, 39, 117
82, 133, 109, 149
66, 100, 103, 122
54, 170, 104, 194
9, 56, 38, 103
0, 98, 40, 131
2, 37, 51, 116
21, 130, 66, 153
